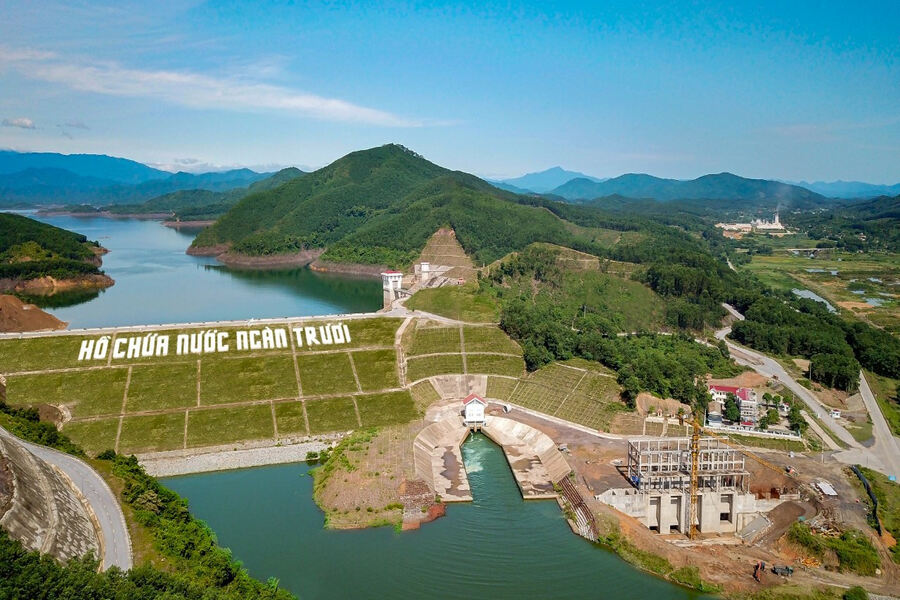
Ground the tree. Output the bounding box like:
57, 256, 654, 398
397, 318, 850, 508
844, 586, 869, 600
788, 403, 808, 434
724, 393, 741, 422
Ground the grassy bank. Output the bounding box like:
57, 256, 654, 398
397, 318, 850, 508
594, 518, 721, 594
858, 466, 900, 563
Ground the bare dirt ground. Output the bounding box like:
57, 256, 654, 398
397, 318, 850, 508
314, 420, 428, 529
634, 392, 691, 417
708, 372, 770, 388
416, 228, 477, 280
0, 295, 66, 333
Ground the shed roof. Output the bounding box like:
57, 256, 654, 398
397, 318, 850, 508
463, 393, 487, 406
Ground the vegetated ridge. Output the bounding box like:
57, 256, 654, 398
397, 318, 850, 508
190, 144, 605, 269
101, 167, 306, 221
0, 213, 112, 293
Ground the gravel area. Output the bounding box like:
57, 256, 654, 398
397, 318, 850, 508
139, 439, 335, 477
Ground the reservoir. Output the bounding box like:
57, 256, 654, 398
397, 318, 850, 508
163, 434, 702, 600
19, 215, 382, 328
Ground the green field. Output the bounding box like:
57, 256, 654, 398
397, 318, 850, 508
410, 380, 441, 412
504, 363, 627, 431
0, 335, 89, 372
405, 325, 461, 356
485, 376, 518, 401
7, 368, 128, 418
119, 413, 186, 453
741, 251, 899, 333
272, 401, 309, 436
296, 352, 358, 396
462, 326, 521, 354
127, 363, 198, 411
62, 418, 120, 455
356, 391, 418, 426
200, 355, 297, 404
351, 350, 399, 391
0, 315, 631, 455
406, 354, 465, 382
187, 405, 274, 447
406, 285, 499, 323
304, 396, 360, 433
465, 354, 525, 377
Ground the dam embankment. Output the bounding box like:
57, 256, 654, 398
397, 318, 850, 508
0, 426, 101, 564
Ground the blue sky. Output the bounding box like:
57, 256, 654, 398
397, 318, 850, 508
0, 1, 897, 182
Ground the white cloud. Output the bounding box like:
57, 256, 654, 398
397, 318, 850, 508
0, 45, 426, 127
2, 117, 35, 129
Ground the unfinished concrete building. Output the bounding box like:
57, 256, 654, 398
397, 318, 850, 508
598, 438, 785, 535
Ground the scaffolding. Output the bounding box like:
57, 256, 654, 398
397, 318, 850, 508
626, 438, 748, 493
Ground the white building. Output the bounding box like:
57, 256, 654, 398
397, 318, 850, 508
752, 212, 784, 231
708, 385, 758, 425
463, 393, 487, 427
381, 270, 404, 308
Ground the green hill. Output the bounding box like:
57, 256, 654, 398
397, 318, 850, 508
0, 213, 105, 282
191, 145, 593, 267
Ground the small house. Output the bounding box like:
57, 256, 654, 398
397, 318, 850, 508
463, 393, 487, 427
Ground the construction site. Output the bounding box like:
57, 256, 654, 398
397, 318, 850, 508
598, 437, 797, 536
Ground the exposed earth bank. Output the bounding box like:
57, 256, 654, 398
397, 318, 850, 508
0, 295, 67, 332
187, 244, 385, 277
0, 273, 114, 296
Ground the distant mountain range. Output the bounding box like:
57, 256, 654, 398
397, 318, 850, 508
544, 172, 827, 209
492, 167, 605, 194
0, 151, 271, 206
0, 150, 166, 184
785, 180, 900, 199
105, 167, 305, 220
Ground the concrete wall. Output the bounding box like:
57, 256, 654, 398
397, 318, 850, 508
0, 432, 100, 562
598, 486, 785, 535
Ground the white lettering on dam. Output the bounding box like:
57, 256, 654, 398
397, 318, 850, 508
77, 323, 354, 360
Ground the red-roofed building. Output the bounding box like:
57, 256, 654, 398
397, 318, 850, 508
708, 384, 758, 424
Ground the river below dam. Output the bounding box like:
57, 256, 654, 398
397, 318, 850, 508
16, 214, 382, 329
163, 434, 704, 600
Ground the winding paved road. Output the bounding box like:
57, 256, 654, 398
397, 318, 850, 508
6, 431, 132, 571
858, 371, 900, 479
718, 304, 899, 478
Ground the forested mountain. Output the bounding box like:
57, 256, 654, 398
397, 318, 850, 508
494, 166, 604, 193
192, 145, 595, 266
0, 213, 106, 282
0, 150, 166, 184
787, 193, 900, 251
550, 172, 827, 208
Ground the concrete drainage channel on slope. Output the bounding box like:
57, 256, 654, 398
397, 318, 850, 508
0, 425, 132, 571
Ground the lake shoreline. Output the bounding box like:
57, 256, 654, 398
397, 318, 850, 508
139, 436, 340, 477
188, 244, 386, 277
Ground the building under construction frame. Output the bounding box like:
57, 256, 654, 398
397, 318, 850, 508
626, 438, 749, 493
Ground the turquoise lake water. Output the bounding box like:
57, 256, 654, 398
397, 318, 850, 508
163, 435, 703, 600
18, 214, 382, 328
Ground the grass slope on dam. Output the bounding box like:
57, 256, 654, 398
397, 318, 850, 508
0, 316, 536, 456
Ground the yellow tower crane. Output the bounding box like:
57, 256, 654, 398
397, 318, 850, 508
686, 416, 800, 540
